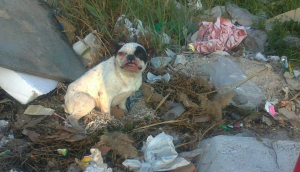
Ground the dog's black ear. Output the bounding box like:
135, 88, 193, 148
116, 42, 125, 53
146, 47, 155, 60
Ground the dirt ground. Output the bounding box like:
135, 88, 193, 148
1, 52, 300, 172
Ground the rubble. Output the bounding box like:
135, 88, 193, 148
227, 3, 258, 27
197, 135, 300, 172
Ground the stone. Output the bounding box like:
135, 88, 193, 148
197, 135, 300, 172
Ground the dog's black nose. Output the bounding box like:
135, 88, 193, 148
127, 54, 135, 61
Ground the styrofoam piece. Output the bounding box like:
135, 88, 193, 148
0, 67, 58, 104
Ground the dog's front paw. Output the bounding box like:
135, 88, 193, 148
67, 116, 85, 132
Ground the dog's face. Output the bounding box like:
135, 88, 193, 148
115, 43, 147, 73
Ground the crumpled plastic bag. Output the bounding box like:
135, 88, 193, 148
209, 56, 264, 108
115, 15, 170, 44
84, 148, 112, 172
122, 132, 190, 172
193, 17, 247, 55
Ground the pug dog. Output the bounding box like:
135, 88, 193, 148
64, 42, 148, 131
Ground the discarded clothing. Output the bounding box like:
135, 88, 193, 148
193, 17, 247, 54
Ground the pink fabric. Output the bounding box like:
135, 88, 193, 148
269, 106, 276, 116
193, 17, 247, 54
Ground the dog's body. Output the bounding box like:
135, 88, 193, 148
64, 43, 147, 131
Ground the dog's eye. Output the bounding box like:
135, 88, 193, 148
118, 52, 126, 57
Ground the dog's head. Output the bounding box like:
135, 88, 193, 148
115, 43, 147, 73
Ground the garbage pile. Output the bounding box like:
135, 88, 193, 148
0, 0, 300, 172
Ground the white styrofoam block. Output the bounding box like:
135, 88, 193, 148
0, 67, 58, 104
197, 135, 300, 172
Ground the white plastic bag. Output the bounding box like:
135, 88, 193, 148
209, 56, 264, 108
122, 132, 189, 172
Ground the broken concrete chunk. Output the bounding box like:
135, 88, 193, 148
227, 3, 257, 27
24, 105, 55, 116
197, 135, 300, 172
0, 67, 58, 104
0, 0, 86, 81
286, 78, 300, 90
283, 36, 300, 48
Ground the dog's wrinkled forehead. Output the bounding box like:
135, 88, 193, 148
119, 43, 147, 63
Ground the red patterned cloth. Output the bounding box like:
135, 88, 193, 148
193, 17, 247, 54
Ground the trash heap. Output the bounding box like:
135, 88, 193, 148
0, 0, 300, 172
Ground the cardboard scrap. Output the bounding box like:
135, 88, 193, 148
262, 116, 273, 126
170, 164, 196, 172
23, 116, 46, 128
278, 108, 299, 120
22, 129, 40, 142
266, 7, 300, 23
24, 105, 55, 116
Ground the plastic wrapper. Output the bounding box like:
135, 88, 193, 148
122, 132, 189, 172
209, 56, 264, 108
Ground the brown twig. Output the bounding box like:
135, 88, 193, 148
175, 121, 222, 148
132, 119, 188, 132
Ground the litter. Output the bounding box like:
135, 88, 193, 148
115, 15, 147, 41
150, 57, 173, 68
73, 31, 102, 68
122, 132, 190, 172
22, 129, 41, 142
147, 72, 170, 83
24, 105, 55, 116
262, 116, 273, 126
193, 17, 247, 55
174, 55, 188, 67
264, 101, 276, 116
268, 56, 280, 62
178, 146, 209, 160
57, 149, 68, 156
278, 108, 299, 121
0, 67, 58, 104
0, 150, 10, 157
125, 90, 144, 111
84, 148, 112, 172
254, 52, 268, 62
209, 56, 264, 108
282, 56, 294, 78
165, 48, 177, 58
162, 104, 185, 121
0, 120, 14, 148
266, 7, 300, 24
115, 15, 170, 44
0, 120, 9, 132
222, 123, 243, 130
79, 155, 92, 168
